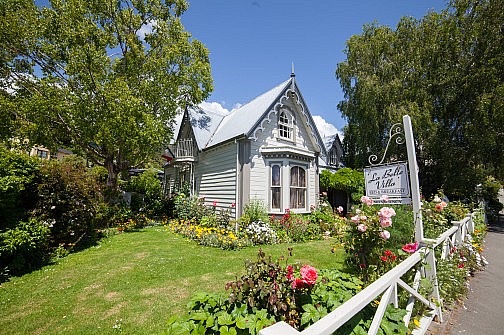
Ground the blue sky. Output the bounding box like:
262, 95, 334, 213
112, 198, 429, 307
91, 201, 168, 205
180, 0, 448, 136
34, 0, 448, 137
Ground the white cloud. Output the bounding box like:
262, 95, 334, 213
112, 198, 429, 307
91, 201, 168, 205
137, 20, 157, 41
198, 101, 231, 115
312, 115, 343, 139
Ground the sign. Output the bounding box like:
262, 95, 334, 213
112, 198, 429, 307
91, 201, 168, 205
364, 162, 411, 204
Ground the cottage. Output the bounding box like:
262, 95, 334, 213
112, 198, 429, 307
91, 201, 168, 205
164, 73, 342, 219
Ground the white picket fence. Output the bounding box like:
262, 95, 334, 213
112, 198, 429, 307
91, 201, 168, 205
259, 210, 482, 335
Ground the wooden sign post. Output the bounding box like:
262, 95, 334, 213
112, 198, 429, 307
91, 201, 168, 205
403, 115, 423, 242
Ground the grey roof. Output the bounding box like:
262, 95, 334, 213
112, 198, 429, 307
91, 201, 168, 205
206, 78, 291, 147
176, 77, 326, 154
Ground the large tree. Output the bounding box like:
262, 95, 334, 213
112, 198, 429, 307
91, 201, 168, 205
0, 0, 212, 186
336, 0, 503, 198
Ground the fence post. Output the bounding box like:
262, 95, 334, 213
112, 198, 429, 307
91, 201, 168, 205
423, 247, 443, 323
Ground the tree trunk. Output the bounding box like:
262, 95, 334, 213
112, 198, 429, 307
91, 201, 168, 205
105, 156, 118, 188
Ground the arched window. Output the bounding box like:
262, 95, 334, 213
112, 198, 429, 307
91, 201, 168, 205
290, 166, 306, 209
278, 111, 293, 140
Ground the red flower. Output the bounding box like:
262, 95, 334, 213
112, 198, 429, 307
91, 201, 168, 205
458, 263, 465, 268
391, 255, 397, 261
286, 265, 294, 280
292, 278, 306, 289
213, 201, 217, 207
300, 265, 318, 285
359, 263, 366, 269
380, 256, 388, 261
402, 242, 419, 253
384, 250, 393, 257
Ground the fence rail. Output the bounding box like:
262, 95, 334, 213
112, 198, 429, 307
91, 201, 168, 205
260, 211, 481, 335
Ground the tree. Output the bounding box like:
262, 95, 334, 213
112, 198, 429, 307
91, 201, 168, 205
0, 0, 213, 186
336, 0, 503, 199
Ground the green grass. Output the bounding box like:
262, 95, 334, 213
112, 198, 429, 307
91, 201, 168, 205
0, 226, 345, 334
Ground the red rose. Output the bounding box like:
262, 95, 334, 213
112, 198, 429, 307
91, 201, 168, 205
384, 250, 393, 257
300, 265, 318, 285
380, 256, 388, 261
292, 278, 306, 289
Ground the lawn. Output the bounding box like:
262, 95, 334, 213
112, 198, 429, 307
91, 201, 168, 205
0, 226, 345, 334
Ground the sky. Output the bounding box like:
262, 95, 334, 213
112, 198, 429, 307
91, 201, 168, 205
33, 0, 449, 138
179, 0, 448, 137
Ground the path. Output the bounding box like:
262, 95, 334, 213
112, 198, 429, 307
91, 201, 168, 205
446, 213, 504, 334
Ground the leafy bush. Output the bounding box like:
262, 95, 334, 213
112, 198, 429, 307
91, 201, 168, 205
0, 146, 40, 229
0, 217, 50, 279
33, 158, 106, 250
122, 168, 170, 217
320, 168, 365, 202
239, 200, 269, 226
173, 193, 213, 223
270, 211, 322, 243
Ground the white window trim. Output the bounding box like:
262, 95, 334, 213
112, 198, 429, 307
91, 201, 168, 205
277, 110, 294, 142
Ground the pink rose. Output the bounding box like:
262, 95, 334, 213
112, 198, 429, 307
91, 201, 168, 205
351, 215, 360, 223
360, 215, 368, 221
337, 206, 344, 213
213, 201, 217, 207
380, 230, 390, 240
402, 242, 419, 253
357, 224, 367, 232
380, 217, 392, 227
360, 196, 374, 206
300, 265, 318, 285
380, 195, 389, 202
379, 207, 396, 218
435, 203, 443, 212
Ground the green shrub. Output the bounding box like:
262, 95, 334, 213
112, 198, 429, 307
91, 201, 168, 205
33, 158, 106, 250
173, 193, 213, 223
270, 212, 322, 243
0, 217, 50, 279
0, 146, 40, 229
239, 199, 269, 226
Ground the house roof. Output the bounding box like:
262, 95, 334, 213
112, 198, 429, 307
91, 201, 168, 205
206, 78, 291, 147
175, 76, 327, 155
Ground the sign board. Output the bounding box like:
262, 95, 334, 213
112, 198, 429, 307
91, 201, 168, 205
364, 162, 411, 204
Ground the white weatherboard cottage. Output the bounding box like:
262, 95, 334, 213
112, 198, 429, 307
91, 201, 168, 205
164, 73, 342, 219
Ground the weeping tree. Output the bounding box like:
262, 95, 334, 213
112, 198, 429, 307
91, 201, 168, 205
336, 0, 503, 199
0, 0, 213, 186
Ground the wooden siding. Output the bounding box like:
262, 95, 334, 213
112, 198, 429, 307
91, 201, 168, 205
248, 95, 319, 214
195, 142, 237, 214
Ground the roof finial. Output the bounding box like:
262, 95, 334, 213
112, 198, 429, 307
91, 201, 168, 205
291, 62, 295, 78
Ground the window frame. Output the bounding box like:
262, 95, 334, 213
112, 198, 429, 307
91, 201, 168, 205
277, 110, 294, 141
289, 165, 306, 210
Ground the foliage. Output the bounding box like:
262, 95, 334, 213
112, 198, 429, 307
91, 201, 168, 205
0, 217, 50, 279
336, 0, 504, 199
122, 168, 169, 217
0, 146, 40, 229
320, 168, 365, 202
33, 157, 106, 250
164, 249, 408, 334
239, 199, 269, 226
422, 195, 469, 239
479, 176, 504, 215
270, 211, 323, 243
0, 0, 213, 186
173, 193, 214, 223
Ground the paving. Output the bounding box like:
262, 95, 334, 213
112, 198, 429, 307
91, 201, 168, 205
438, 212, 504, 335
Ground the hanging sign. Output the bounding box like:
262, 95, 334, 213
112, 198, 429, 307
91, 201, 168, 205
364, 162, 411, 204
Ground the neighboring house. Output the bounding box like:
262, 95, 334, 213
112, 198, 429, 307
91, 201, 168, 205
28, 145, 74, 160
164, 74, 342, 219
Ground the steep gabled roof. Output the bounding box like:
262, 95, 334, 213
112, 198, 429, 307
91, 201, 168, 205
174, 76, 326, 155
206, 79, 291, 147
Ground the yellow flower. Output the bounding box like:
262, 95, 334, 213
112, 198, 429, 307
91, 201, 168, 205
413, 319, 421, 328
